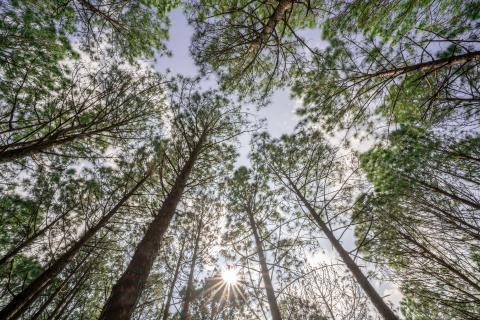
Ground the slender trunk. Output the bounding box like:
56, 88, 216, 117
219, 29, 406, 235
48, 261, 91, 320
0, 120, 127, 163
400, 231, 480, 292
0, 131, 91, 163
180, 220, 203, 320
50, 267, 90, 320
445, 150, 480, 163
99, 139, 204, 320
77, 0, 128, 32
0, 209, 72, 265
440, 97, 480, 102
414, 198, 480, 240
161, 238, 186, 320
359, 50, 480, 80
407, 175, 480, 210
29, 252, 94, 320
246, 208, 282, 320
289, 182, 398, 320
0, 170, 152, 320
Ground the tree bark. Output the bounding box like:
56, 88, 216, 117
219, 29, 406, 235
253, 0, 294, 47
289, 182, 398, 320
99, 138, 204, 320
0, 127, 102, 163
0, 169, 152, 320
161, 238, 186, 320
358, 50, 480, 80
29, 252, 95, 320
179, 219, 203, 320
48, 260, 92, 320
246, 208, 282, 320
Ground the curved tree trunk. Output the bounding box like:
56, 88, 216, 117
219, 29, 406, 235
0, 169, 152, 320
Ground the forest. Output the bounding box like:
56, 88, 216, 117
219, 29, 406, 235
0, 0, 479, 319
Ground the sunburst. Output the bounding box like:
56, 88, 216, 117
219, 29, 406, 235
221, 268, 239, 285
201, 267, 245, 307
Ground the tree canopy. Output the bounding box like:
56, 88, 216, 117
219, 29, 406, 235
0, 1, 478, 320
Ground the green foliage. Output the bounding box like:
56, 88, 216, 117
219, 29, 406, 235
0, 195, 39, 249
0, 1, 479, 319
0, 255, 43, 296
189, 0, 323, 99
360, 126, 432, 194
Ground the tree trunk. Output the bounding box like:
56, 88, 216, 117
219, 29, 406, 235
0, 122, 120, 163
414, 177, 480, 210
359, 50, 480, 80
77, 0, 128, 32
99, 139, 204, 320
48, 260, 92, 320
254, 0, 294, 47
29, 252, 95, 320
400, 231, 480, 292
246, 208, 282, 320
179, 220, 203, 320
289, 183, 398, 320
0, 170, 152, 320
161, 238, 186, 320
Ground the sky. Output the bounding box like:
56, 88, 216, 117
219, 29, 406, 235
154, 8, 402, 312
155, 9, 300, 165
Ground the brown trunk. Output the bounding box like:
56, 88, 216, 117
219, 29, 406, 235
289, 182, 398, 320
29, 252, 94, 320
414, 198, 480, 240
180, 220, 203, 320
77, 0, 128, 32
247, 0, 294, 54
246, 208, 282, 320
0, 170, 152, 320
359, 51, 480, 80
48, 261, 92, 320
0, 121, 125, 163
424, 181, 480, 210
254, 0, 294, 46
161, 238, 186, 320
0, 131, 91, 163
99, 139, 204, 320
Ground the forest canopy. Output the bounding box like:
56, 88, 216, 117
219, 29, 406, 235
0, 1, 479, 320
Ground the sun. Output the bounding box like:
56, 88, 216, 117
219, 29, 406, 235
221, 268, 239, 285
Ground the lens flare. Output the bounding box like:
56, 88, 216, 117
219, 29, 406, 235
221, 268, 239, 285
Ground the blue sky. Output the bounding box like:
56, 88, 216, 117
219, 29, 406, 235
154, 8, 402, 311
155, 9, 299, 165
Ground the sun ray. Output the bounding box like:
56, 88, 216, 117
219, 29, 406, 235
221, 268, 239, 285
